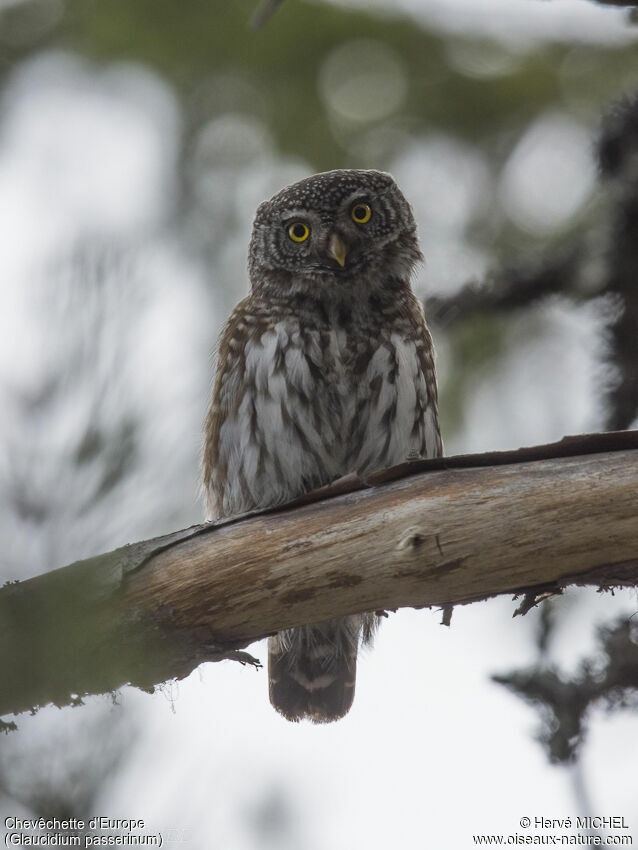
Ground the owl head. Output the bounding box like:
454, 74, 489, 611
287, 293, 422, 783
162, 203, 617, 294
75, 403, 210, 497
248, 169, 422, 296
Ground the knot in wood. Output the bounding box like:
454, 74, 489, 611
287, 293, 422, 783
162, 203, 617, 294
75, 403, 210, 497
396, 527, 427, 551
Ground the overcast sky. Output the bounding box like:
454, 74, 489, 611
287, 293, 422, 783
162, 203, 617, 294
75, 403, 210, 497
1, 3, 637, 846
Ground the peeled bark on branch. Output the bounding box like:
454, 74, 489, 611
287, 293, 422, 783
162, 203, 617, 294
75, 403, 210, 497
1, 430, 638, 720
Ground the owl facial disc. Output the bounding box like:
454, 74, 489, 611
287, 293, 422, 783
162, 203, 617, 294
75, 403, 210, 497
247, 168, 422, 291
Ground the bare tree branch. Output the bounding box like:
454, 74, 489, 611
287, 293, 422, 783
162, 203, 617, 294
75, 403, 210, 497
425, 247, 586, 328
1, 430, 637, 720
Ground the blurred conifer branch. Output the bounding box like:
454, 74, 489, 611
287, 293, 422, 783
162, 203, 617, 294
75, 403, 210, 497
426, 95, 638, 432
494, 618, 638, 762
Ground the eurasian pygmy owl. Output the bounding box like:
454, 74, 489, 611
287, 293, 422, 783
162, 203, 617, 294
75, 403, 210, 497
203, 169, 442, 723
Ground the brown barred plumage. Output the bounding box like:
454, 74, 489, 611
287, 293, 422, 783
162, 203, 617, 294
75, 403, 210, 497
203, 170, 441, 723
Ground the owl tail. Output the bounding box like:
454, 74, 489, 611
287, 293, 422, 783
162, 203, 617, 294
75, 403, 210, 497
268, 617, 360, 723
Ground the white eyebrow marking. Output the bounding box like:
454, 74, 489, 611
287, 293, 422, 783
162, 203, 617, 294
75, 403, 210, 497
278, 208, 325, 222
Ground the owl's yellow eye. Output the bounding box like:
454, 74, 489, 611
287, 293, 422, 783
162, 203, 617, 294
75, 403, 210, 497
351, 203, 372, 224
288, 222, 310, 242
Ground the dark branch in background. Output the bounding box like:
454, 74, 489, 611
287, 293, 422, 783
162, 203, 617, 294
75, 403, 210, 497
494, 618, 638, 763
429, 92, 638, 768
590, 0, 637, 7
426, 247, 585, 324
597, 94, 638, 430
425, 93, 638, 431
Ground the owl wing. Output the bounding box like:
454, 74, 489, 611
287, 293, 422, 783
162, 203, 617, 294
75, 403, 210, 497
349, 292, 442, 476
406, 295, 443, 460
202, 298, 341, 520
202, 298, 250, 520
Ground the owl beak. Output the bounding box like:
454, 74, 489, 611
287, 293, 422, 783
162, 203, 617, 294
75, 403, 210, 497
327, 233, 348, 268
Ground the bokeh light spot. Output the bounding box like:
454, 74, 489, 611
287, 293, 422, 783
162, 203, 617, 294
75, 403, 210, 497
319, 39, 407, 124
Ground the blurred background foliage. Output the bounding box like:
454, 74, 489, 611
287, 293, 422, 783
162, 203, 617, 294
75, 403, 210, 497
2, 0, 638, 846
3, 0, 636, 434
